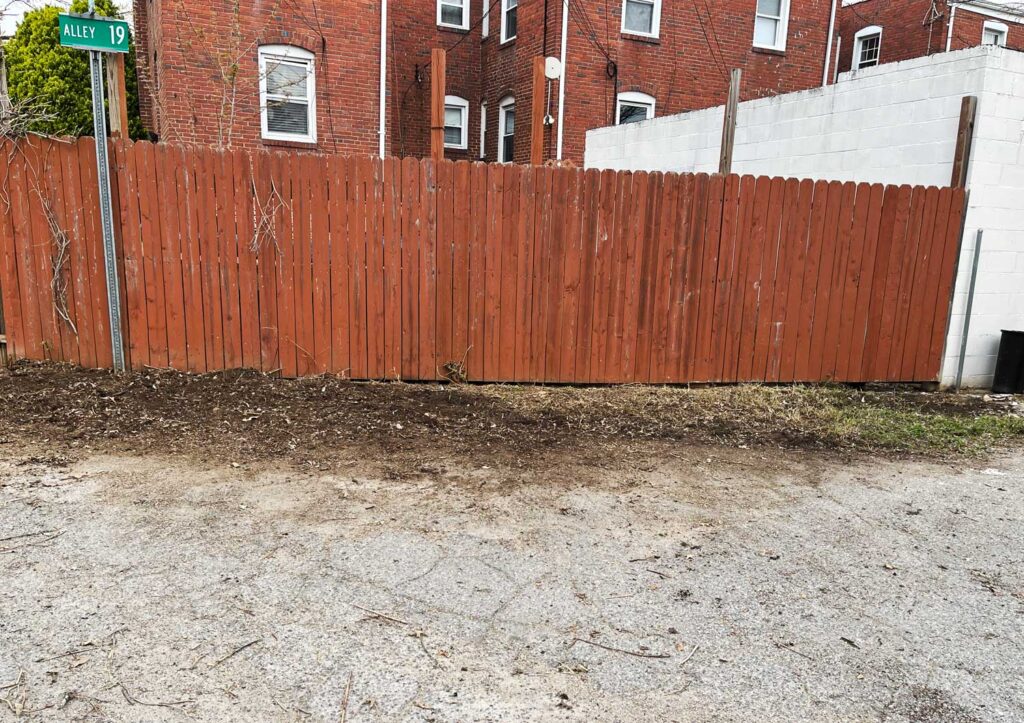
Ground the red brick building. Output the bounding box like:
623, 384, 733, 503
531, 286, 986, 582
134, 0, 838, 163
837, 0, 1024, 74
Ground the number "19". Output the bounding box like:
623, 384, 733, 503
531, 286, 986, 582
109, 25, 126, 46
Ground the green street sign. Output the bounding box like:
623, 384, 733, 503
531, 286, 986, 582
58, 13, 130, 54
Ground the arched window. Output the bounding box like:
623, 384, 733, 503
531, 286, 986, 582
444, 95, 469, 150
853, 26, 883, 70
498, 96, 516, 163
258, 45, 317, 143
616, 91, 656, 125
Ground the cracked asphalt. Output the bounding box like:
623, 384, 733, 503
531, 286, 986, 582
1, 445, 1022, 722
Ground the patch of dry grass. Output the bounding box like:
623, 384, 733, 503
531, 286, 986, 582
477, 384, 1024, 457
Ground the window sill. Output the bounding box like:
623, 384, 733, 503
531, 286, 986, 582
499, 37, 516, 48
262, 137, 319, 150
752, 45, 786, 57
621, 32, 660, 44
437, 24, 470, 34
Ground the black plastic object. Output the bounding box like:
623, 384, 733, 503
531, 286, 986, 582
992, 330, 1024, 394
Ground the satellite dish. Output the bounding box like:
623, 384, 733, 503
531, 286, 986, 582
544, 57, 562, 80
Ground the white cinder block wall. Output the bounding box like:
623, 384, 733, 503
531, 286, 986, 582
585, 46, 1024, 389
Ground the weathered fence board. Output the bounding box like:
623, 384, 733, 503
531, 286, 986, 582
0, 136, 967, 384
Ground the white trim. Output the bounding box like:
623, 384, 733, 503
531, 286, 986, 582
852, 25, 883, 70
616, 91, 656, 124
444, 95, 470, 150
753, 0, 790, 51
379, 0, 388, 157
557, 0, 570, 160
479, 101, 488, 159
620, 0, 661, 39
500, 0, 517, 43
982, 19, 1009, 46
437, 0, 469, 30
258, 45, 317, 144
498, 95, 515, 163
482, 0, 490, 36
823, 0, 838, 86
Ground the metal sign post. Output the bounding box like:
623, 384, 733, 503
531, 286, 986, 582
61, 5, 126, 372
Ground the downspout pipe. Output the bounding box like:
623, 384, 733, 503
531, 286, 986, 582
946, 3, 957, 52
556, 0, 569, 160
379, 0, 388, 158
823, 0, 838, 85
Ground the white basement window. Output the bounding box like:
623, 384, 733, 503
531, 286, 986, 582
501, 0, 518, 42
444, 95, 469, 150
499, 96, 515, 163
438, 0, 469, 30
622, 0, 661, 38
259, 45, 317, 144
853, 26, 882, 70
753, 0, 790, 52
616, 91, 656, 124
983, 21, 1008, 47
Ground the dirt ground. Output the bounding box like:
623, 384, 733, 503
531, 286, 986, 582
1, 365, 1022, 722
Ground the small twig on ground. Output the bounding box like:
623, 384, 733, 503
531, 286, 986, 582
679, 644, 699, 666
117, 683, 193, 708
0, 528, 57, 543
570, 638, 671, 660
339, 672, 353, 723
0, 530, 64, 554
351, 604, 412, 626
773, 641, 814, 661
210, 638, 262, 668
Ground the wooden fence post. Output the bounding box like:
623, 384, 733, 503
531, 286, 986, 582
719, 68, 741, 175
951, 95, 977, 188
430, 48, 447, 164
105, 54, 130, 138
531, 56, 546, 166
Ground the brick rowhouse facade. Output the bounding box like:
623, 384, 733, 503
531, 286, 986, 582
134, 0, 836, 163
837, 0, 1024, 73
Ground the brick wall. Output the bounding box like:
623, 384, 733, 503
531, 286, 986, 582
133, 0, 383, 154
837, 0, 1024, 73
133, 0, 832, 162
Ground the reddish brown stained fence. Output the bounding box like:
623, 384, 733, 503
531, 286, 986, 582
0, 137, 966, 384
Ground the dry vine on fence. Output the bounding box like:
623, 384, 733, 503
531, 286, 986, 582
250, 178, 287, 254
39, 195, 78, 337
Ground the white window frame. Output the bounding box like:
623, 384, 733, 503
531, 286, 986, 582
437, 0, 469, 30
621, 0, 662, 39
616, 91, 656, 125
852, 26, 883, 70
753, 0, 791, 52
500, 0, 517, 43
482, 0, 490, 36
258, 45, 317, 144
982, 20, 1008, 46
479, 101, 488, 158
498, 96, 515, 163
444, 95, 469, 150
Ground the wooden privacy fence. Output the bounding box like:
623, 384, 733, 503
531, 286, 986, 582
0, 136, 966, 384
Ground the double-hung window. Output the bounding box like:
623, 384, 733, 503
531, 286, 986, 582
616, 92, 656, 125
438, 0, 469, 30
622, 0, 661, 38
753, 0, 790, 51
259, 45, 316, 144
498, 96, 515, 163
501, 0, 518, 42
853, 26, 882, 70
444, 95, 469, 150
982, 21, 1008, 47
